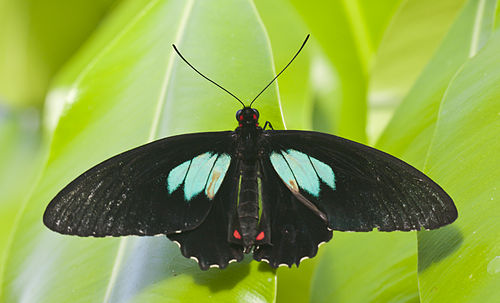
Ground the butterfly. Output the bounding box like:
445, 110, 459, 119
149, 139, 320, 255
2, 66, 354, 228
43, 35, 458, 270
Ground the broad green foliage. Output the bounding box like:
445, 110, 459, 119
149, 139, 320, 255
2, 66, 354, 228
418, 27, 500, 303
0, 0, 499, 302
377, 0, 497, 164
287, 0, 403, 143
368, 0, 467, 141
0, 0, 116, 108
1, 0, 278, 302
313, 232, 419, 303
0, 108, 44, 278
254, 0, 313, 130
311, 0, 499, 302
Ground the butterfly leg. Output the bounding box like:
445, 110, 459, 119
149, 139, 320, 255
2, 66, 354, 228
263, 121, 274, 130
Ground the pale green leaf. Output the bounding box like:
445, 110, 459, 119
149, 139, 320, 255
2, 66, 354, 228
0, 0, 279, 301
418, 27, 500, 303
0, 107, 43, 276
289, 0, 402, 142
0, 0, 116, 107
254, 0, 313, 130
368, 0, 467, 142
377, 0, 497, 163
312, 232, 419, 303
310, 1, 498, 302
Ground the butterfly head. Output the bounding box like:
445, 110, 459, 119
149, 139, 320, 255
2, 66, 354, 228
236, 107, 259, 127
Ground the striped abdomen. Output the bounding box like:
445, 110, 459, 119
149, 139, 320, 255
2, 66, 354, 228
237, 161, 259, 245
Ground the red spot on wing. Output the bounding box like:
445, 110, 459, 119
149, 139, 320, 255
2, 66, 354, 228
233, 229, 241, 239
256, 231, 265, 241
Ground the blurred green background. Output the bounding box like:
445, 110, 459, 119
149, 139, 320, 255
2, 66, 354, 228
0, 0, 499, 302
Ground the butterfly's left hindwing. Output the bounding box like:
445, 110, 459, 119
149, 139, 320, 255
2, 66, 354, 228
43, 131, 234, 237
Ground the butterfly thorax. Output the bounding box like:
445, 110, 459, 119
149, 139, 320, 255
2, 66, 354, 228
234, 107, 263, 161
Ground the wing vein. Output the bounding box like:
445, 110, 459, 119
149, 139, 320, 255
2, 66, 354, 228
203, 153, 220, 190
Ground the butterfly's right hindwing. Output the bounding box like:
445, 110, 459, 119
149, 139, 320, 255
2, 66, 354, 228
43, 131, 234, 237
253, 157, 332, 268
167, 161, 245, 269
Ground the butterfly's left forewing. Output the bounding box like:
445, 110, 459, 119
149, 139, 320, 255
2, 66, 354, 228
43, 131, 235, 237
262, 130, 458, 233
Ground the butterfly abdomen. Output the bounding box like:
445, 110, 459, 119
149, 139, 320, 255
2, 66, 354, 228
235, 161, 260, 246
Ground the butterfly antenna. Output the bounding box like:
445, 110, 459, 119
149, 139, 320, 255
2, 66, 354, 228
249, 34, 310, 107
172, 44, 245, 107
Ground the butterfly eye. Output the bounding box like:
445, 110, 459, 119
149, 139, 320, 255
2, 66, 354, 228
233, 229, 241, 239
252, 108, 259, 119
235, 110, 243, 121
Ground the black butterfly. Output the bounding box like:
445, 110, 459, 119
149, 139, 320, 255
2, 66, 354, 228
43, 35, 457, 270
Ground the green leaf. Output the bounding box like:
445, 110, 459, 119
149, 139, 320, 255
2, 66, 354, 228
368, 0, 467, 142
377, 0, 496, 163
0, 0, 116, 107
418, 27, 500, 303
310, 0, 499, 302
0, 107, 43, 276
287, 0, 402, 142
0, 0, 279, 301
312, 232, 419, 303
254, 0, 313, 130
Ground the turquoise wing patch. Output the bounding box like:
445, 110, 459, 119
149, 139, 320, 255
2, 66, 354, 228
183, 153, 218, 200
310, 156, 335, 190
167, 161, 191, 194
270, 149, 335, 197
167, 152, 231, 201
269, 152, 298, 192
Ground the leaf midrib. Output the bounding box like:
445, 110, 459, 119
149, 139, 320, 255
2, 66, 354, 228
102, 1, 195, 302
